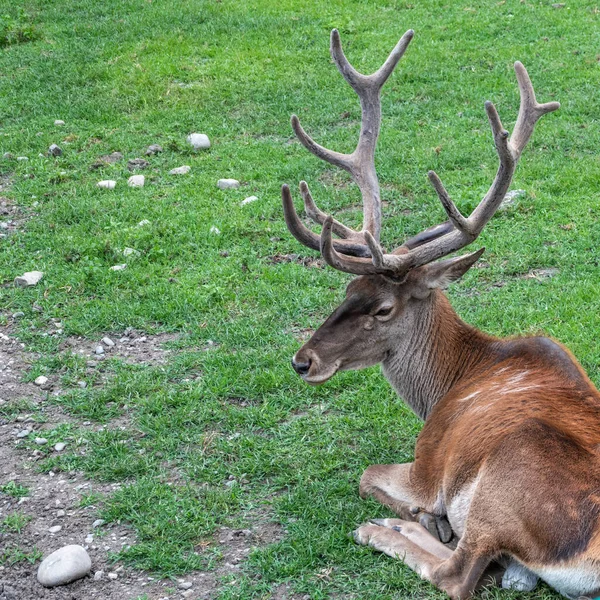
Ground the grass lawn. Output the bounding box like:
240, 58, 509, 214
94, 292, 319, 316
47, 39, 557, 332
1, 0, 599, 598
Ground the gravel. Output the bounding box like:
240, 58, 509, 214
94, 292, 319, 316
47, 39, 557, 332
37, 545, 92, 587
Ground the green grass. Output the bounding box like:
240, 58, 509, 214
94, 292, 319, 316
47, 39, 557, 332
1, 0, 598, 598
0, 482, 29, 499
1, 512, 32, 534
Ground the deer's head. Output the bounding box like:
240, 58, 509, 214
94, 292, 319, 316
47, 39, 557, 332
282, 30, 558, 384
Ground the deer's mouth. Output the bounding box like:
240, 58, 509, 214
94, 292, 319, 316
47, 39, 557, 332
302, 360, 341, 385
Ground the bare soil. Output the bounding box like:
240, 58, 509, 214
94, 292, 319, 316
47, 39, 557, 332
0, 326, 283, 600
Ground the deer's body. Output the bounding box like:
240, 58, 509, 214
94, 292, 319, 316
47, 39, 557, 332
279, 27, 600, 599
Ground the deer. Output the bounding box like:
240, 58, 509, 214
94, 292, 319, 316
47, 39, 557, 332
281, 29, 600, 600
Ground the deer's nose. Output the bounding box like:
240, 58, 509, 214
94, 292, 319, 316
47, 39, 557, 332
292, 357, 312, 376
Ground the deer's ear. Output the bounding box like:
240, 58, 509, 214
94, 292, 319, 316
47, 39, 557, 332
410, 248, 485, 299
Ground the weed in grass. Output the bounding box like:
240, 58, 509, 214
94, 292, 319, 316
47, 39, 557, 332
0, 482, 29, 499
1, 512, 32, 534
0, 545, 42, 566
0, 9, 40, 48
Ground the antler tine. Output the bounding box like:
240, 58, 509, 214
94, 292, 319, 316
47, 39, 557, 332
287, 29, 414, 253
281, 185, 372, 258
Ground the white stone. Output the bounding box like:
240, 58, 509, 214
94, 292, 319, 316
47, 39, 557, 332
35, 375, 49, 386
122, 247, 139, 257
241, 195, 258, 206
77, 381, 87, 389
85, 534, 94, 544
97, 180, 116, 190
95, 346, 104, 355
128, 175, 145, 188
35, 437, 48, 445
49, 525, 62, 533
169, 165, 191, 175
54, 120, 65, 126
217, 178, 240, 190
178, 582, 193, 589
57, 510, 65, 517
108, 572, 118, 580
15, 271, 44, 287
94, 570, 104, 581
210, 226, 220, 235
187, 133, 210, 150
101, 337, 115, 347
500, 189, 527, 210
92, 519, 105, 528
109, 264, 127, 271
48, 144, 62, 157
16, 429, 31, 438
17, 156, 28, 161
137, 219, 151, 227
37, 545, 91, 587
54, 442, 66, 452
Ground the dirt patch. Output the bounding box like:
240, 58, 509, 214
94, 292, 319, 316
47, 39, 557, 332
59, 329, 178, 367
0, 327, 285, 599
267, 254, 324, 269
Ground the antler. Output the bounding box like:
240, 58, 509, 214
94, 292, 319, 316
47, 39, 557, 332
283, 28, 414, 258
283, 31, 559, 279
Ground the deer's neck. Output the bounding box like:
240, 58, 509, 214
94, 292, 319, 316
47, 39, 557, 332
382, 290, 494, 420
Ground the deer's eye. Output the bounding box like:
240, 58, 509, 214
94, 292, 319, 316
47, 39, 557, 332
374, 306, 393, 317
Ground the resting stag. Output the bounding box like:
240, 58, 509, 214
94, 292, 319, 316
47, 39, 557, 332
281, 29, 600, 600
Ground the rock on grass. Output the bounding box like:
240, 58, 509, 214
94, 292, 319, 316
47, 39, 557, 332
217, 178, 240, 189
169, 165, 191, 175
128, 175, 145, 187
37, 545, 91, 587
97, 180, 116, 190
187, 133, 210, 150
14, 271, 44, 287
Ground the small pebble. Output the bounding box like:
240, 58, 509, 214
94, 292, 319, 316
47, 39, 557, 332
137, 219, 150, 227
17, 156, 28, 161
145, 144, 162, 156
241, 195, 258, 206
54, 442, 66, 452
110, 264, 127, 271
169, 165, 191, 175
15, 271, 44, 287
49, 525, 62, 534
97, 180, 117, 190
57, 510, 65, 517
94, 570, 104, 581
92, 519, 105, 528
210, 226, 220, 235
187, 133, 210, 150
217, 178, 240, 190
122, 247, 139, 257
178, 582, 193, 590
16, 429, 31, 438
108, 572, 118, 580
127, 158, 149, 171
37, 545, 91, 587
77, 381, 87, 389
3, 152, 13, 159
182, 591, 194, 599
85, 534, 94, 544
101, 337, 115, 347
128, 175, 145, 188
12, 311, 25, 318
35, 375, 49, 386
48, 144, 62, 157
95, 346, 104, 355
54, 120, 65, 126
35, 437, 48, 445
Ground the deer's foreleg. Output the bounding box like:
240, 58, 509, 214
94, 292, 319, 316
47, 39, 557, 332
359, 463, 452, 543
354, 519, 498, 600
